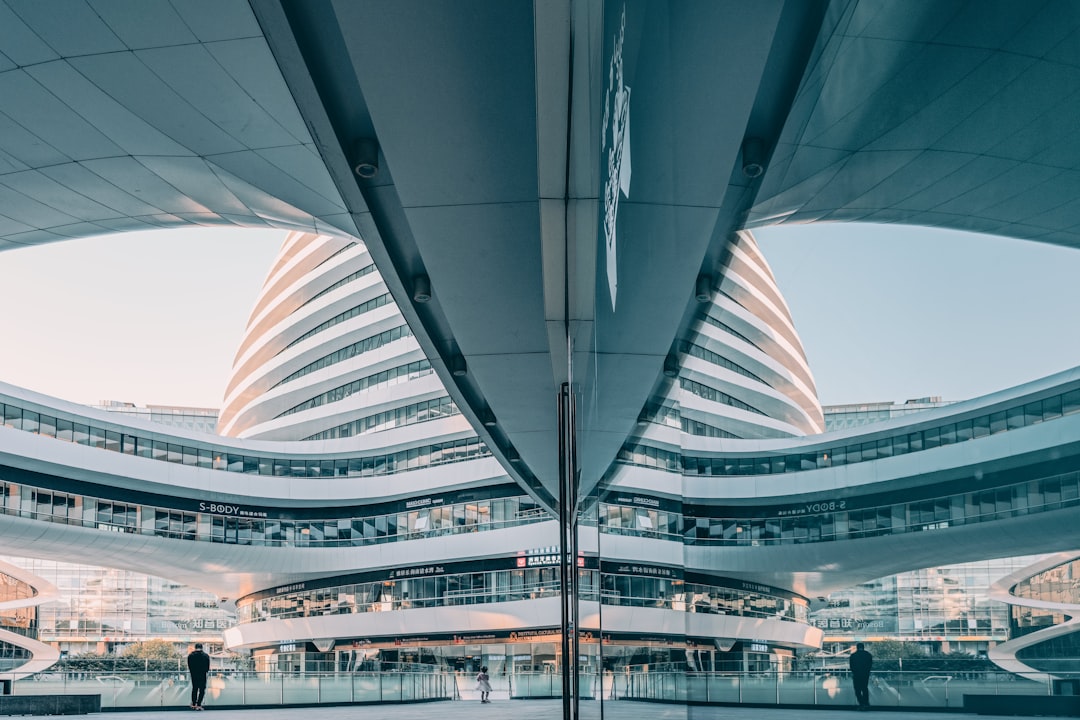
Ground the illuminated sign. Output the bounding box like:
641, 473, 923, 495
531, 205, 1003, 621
198, 501, 268, 519
776, 499, 847, 517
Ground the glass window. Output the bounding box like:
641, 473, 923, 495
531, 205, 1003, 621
973, 415, 990, 439
89, 426, 105, 448
21, 411, 39, 434
38, 414, 56, 438
924, 428, 940, 450
1, 404, 20, 429
136, 438, 153, 458
989, 411, 1007, 434
1007, 407, 1025, 430
182, 446, 198, 466
1063, 389, 1080, 415
56, 418, 73, 443
876, 438, 892, 458
1043, 395, 1063, 421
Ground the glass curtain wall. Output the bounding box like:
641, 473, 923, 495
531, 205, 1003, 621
566, 2, 708, 718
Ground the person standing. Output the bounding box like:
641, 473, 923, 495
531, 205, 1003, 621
187, 643, 211, 710
476, 665, 492, 703
849, 642, 873, 710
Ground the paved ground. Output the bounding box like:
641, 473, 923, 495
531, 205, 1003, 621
94, 700, 1038, 719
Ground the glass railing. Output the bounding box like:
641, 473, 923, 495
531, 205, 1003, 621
11, 668, 1072, 709
11, 669, 450, 708
613, 669, 1064, 708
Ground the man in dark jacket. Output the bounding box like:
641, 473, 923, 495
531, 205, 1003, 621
187, 643, 211, 710
849, 643, 873, 710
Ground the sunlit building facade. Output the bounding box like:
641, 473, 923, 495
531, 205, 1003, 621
0, 558, 233, 659
1, 4, 1080, 713
811, 557, 1042, 657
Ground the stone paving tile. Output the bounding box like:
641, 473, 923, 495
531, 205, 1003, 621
91, 700, 1032, 719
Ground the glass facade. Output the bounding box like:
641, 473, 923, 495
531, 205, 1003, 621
0, 474, 545, 549
0, 399, 490, 479
237, 562, 807, 626
824, 397, 952, 431
304, 396, 459, 441
0, 570, 36, 640
617, 387, 1080, 477
1008, 557, 1080, 670
0, 557, 233, 657
92, 401, 220, 434
811, 557, 1040, 657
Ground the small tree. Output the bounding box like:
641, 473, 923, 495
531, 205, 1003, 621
868, 640, 925, 661
122, 640, 181, 661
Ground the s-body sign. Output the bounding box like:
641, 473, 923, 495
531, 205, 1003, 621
776, 500, 847, 517
198, 502, 269, 518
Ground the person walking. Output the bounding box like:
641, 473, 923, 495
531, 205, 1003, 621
187, 643, 211, 710
849, 642, 873, 710
476, 665, 492, 703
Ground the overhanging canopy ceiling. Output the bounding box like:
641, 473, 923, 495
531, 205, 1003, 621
1, 0, 1079, 507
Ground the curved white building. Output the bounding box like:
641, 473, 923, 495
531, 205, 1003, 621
0, 560, 59, 680
210, 229, 827, 672
3, 227, 1080, 677
989, 553, 1080, 684
0, 0, 1079, 704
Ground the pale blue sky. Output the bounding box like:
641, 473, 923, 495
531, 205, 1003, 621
1, 224, 1078, 410
756, 224, 1080, 406
0, 228, 285, 408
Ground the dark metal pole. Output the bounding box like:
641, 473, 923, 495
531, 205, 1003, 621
558, 382, 578, 720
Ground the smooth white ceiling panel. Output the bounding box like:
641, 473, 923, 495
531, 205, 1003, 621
137, 45, 297, 149
0, 169, 121, 222
71, 52, 246, 156
0, 3, 57, 66
208, 151, 344, 219
0, 213, 33, 236
0, 184, 79, 228
39, 163, 162, 217
170, 0, 262, 44
7, 0, 124, 57
88, 0, 198, 50
0, 71, 124, 161
80, 156, 211, 215
137, 156, 253, 217
255, 146, 344, 210
205, 38, 310, 144
25, 60, 191, 157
